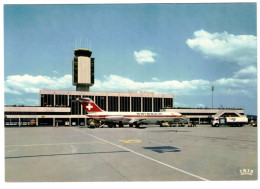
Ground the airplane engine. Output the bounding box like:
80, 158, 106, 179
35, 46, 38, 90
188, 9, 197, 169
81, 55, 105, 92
105, 116, 124, 121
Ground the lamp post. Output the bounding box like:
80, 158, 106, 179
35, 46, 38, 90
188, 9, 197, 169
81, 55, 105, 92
211, 82, 214, 109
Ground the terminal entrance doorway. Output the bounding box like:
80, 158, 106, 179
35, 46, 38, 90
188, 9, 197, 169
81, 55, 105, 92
38, 118, 53, 126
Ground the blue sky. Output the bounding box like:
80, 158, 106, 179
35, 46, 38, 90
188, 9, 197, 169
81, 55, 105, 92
4, 3, 257, 115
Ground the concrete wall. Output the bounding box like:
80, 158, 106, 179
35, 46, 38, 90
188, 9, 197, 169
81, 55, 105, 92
78, 56, 91, 84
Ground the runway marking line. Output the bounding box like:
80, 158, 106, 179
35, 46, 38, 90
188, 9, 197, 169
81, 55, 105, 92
5, 141, 103, 148
75, 129, 210, 181
119, 139, 142, 143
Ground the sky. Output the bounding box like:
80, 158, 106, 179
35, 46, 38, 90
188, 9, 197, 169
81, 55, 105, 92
3, 2, 257, 115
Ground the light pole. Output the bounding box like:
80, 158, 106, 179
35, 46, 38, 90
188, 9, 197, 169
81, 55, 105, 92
211, 81, 214, 109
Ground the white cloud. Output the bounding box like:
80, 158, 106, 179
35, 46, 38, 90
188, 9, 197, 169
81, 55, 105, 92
233, 66, 257, 79
5, 71, 256, 102
152, 77, 159, 81
185, 29, 257, 97
5, 74, 74, 94
186, 29, 257, 66
215, 77, 256, 95
134, 50, 158, 64
92, 73, 256, 97
4, 85, 22, 95
91, 74, 211, 95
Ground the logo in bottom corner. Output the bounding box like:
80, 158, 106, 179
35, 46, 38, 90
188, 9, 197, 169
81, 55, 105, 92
240, 169, 254, 176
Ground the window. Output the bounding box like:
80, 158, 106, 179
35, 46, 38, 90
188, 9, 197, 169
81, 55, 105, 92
55, 95, 68, 107
131, 97, 141, 112
153, 98, 162, 112
120, 97, 130, 112
143, 97, 152, 112
108, 96, 118, 112
41, 94, 54, 107
96, 96, 106, 111
164, 98, 173, 108
70, 95, 81, 115
91, 58, 95, 84
73, 57, 78, 83
41, 94, 44, 107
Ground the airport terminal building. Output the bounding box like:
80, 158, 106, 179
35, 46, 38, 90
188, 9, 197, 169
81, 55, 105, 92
4, 48, 246, 126
4, 89, 245, 126
5, 90, 174, 126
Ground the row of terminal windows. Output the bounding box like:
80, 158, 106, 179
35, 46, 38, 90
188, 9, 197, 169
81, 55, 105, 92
41, 94, 173, 115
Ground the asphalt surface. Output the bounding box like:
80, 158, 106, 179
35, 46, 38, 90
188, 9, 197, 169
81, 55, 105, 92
5, 125, 258, 182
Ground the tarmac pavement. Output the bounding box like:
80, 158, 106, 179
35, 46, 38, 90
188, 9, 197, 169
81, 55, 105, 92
5, 125, 257, 182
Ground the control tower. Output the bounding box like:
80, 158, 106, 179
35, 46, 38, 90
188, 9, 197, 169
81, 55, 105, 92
72, 48, 94, 91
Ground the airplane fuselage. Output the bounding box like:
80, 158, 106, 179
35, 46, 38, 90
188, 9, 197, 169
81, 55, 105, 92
86, 111, 182, 124
76, 97, 184, 126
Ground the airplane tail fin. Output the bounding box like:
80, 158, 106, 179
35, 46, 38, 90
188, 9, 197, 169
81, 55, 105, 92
76, 97, 104, 113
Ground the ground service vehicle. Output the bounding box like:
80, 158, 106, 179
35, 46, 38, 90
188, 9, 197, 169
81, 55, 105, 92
188, 121, 196, 127
211, 116, 248, 127
29, 119, 36, 126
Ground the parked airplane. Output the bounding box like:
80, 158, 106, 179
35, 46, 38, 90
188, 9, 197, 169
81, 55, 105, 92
76, 97, 186, 128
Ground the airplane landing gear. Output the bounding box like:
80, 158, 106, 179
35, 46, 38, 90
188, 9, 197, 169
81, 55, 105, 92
119, 121, 124, 128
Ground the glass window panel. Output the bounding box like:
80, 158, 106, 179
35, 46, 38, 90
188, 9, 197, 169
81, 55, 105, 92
131, 97, 141, 112
153, 98, 162, 112
96, 96, 106, 111
164, 98, 173, 108
70, 95, 81, 115
108, 96, 118, 112
143, 97, 152, 112
120, 97, 130, 112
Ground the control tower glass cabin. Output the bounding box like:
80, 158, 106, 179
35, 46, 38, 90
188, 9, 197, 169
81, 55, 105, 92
72, 48, 95, 91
